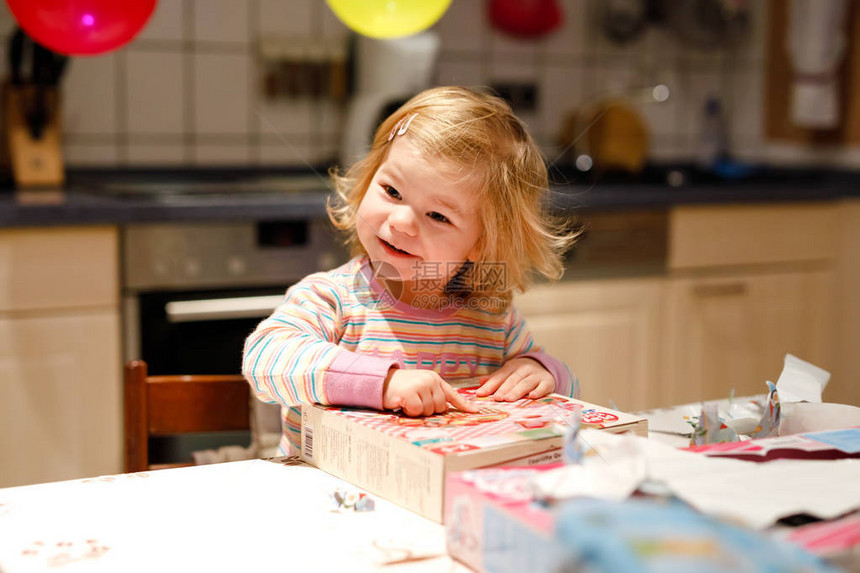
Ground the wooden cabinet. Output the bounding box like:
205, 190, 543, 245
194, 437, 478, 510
0, 226, 121, 487
834, 199, 860, 406
515, 277, 663, 412
516, 201, 847, 413
663, 203, 839, 406
662, 269, 835, 405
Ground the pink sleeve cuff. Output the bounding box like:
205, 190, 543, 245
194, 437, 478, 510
520, 351, 577, 398
324, 351, 399, 410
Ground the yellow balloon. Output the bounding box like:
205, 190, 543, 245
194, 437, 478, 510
325, 0, 453, 39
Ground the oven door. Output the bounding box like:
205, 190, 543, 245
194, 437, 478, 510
131, 286, 287, 376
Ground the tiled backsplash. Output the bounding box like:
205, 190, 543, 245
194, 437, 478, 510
0, 0, 857, 169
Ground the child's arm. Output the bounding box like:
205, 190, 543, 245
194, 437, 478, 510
242, 275, 397, 410
476, 305, 579, 400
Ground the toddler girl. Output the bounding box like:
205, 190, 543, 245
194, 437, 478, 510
243, 86, 579, 454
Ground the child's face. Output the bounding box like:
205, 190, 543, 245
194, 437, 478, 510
356, 137, 482, 289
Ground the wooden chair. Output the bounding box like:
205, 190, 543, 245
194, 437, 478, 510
124, 360, 250, 473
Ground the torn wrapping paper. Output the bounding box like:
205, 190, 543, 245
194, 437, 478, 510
640, 398, 860, 451
777, 353, 831, 403
330, 488, 376, 512
780, 402, 860, 435
530, 433, 646, 502
781, 513, 860, 563
649, 355, 831, 448
690, 402, 740, 446
522, 429, 860, 530
750, 381, 782, 439
561, 404, 584, 464
691, 376, 783, 446
688, 427, 860, 461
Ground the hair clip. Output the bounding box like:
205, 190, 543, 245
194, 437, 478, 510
388, 113, 418, 142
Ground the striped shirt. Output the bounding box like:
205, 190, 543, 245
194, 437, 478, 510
242, 256, 577, 454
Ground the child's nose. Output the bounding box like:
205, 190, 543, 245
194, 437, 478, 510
388, 206, 418, 235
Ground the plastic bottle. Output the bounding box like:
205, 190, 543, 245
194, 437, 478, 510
696, 97, 729, 170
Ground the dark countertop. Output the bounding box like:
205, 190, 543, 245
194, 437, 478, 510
1, 165, 858, 227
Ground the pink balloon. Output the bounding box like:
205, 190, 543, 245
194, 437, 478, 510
6, 0, 157, 56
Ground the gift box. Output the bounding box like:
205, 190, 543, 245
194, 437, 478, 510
301, 388, 647, 522
444, 464, 837, 573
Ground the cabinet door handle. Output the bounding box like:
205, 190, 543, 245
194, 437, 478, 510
165, 295, 284, 322
691, 282, 748, 297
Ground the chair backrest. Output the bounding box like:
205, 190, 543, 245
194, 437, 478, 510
124, 360, 250, 473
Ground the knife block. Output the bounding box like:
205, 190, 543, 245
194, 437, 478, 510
1, 82, 65, 188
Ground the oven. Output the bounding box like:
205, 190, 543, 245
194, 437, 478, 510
121, 219, 346, 375
121, 219, 346, 461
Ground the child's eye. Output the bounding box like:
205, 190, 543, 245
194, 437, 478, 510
428, 211, 450, 224
384, 185, 401, 200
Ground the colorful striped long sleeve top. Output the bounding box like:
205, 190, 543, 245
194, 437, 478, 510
242, 256, 577, 454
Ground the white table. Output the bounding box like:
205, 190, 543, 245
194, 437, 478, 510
0, 457, 471, 572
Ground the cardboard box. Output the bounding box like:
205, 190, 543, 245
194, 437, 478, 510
445, 464, 567, 572
444, 464, 835, 573
301, 388, 647, 522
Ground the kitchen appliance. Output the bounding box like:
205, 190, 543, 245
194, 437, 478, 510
339, 31, 440, 166
575, 100, 649, 174
122, 219, 346, 376
556, 85, 669, 174
1, 28, 68, 188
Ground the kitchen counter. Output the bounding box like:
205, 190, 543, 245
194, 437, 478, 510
0, 165, 858, 227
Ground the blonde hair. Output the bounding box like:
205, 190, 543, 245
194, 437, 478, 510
327, 86, 578, 303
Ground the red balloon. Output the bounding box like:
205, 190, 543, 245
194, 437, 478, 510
6, 0, 157, 56
488, 0, 563, 39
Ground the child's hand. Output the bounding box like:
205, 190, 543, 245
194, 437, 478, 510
383, 369, 479, 416
476, 357, 556, 401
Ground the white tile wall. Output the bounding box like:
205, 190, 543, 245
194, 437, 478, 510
435, 0, 486, 53
258, 140, 322, 167
256, 98, 314, 139
490, 29, 541, 61
193, 142, 252, 166
538, 63, 583, 139
435, 60, 485, 89
0, 0, 848, 169
127, 143, 187, 166
192, 0, 250, 45
125, 50, 185, 135
319, 101, 345, 139
637, 67, 681, 139
136, 0, 184, 43
63, 54, 118, 136
258, 0, 313, 37
64, 143, 120, 167
727, 66, 764, 142
320, 5, 349, 40
193, 52, 251, 135
544, 0, 588, 58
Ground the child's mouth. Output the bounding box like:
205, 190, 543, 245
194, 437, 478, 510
379, 237, 414, 257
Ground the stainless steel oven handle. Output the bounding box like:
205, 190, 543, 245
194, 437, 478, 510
165, 295, 285, 323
